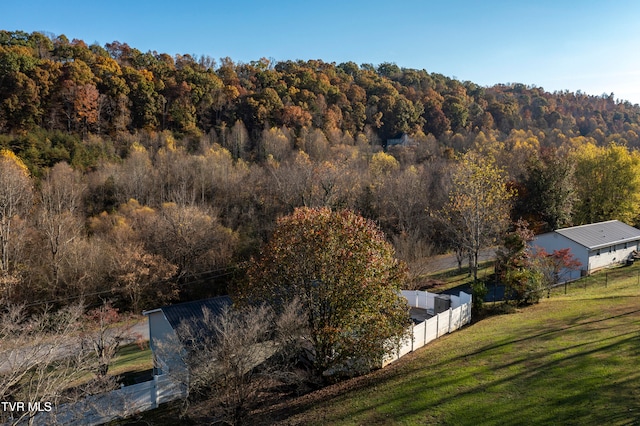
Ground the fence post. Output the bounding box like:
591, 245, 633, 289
151, 375, 158, 409
605, 273, 608, 287
424, 315, 428, 342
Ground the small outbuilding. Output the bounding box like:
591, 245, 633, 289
143, 295, 232, 377
532, 220, 640, 277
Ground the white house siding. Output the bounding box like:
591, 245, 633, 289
532, 232, 589, 275
145, 311, 185, 375
534, 230, 640, 276
588, 241, 639, 272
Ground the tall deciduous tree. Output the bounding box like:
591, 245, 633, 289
572, 142, 640, 225
239, 207, 410, 377
82, 301, 140, 377
517, 149, 575, 232
150, 202, 238, 279
0, 303, 95, 425
442, 152, 513, 281
37, 162, 85, 290
0, 150, 33, 277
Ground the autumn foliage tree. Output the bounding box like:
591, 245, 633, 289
239, 207, 410, 378
498, 221, 582, 305
0, 150, 33, 282
497, 221, 544, 305
441, 152, 513, 281
82, 301, 139, 378
531, 247, 582, 292
572, 142, 640, 225
5, 29, 640, 318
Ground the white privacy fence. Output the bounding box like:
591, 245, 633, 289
32, 374, 186, 426
383, 290, 472, 366
30, 291, 471, 424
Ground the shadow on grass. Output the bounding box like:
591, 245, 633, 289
266, 317, 640, 425
458, 307, 640, 364
264, 297, 640, 425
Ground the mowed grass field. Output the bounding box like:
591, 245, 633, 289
278, 267, 640, 426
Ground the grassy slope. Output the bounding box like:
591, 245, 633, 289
109, 343, 153, 381
278, 268, 640, 426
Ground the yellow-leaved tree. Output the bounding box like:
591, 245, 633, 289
0, 150, 33, 281
572, 142, 640, 225
441, 151, 513, 282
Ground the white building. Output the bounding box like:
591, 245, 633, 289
143, 296, 232, 377
533, 220, 640, 277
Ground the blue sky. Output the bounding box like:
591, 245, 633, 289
4, 0, 640, 104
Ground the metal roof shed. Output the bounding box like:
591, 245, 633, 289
143, 296, 232, 376
533, 220, 640, 275
555, 220, 640, 250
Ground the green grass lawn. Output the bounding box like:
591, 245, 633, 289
280, 266, 640, 425
110, 342, 153, 384
64, 342, 152, 389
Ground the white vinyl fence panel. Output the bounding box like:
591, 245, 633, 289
32, 290, 470, 424
401, 290, 436, 312
425, 316, 438, 343
32, 374, 186, 426
413, 321, 426, 348
384, 290, 472, 366
437, 311, 450, 336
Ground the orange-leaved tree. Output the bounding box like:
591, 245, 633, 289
238, 207, 410, 378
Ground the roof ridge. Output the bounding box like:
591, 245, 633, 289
556, 219, 618, 232
554, 220, 640, 250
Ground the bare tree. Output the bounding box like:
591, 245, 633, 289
119, 145, 154, 205
259, 127, 293, 162
112, 243, 178, 312
228, 119, 249, 160
0, 302, 93, 425
59, 236, 114, 304
157, 299, 308, 425
82, 301, 141, 378
154, 148, 198, 206
392, 230, 436, 288
36, 162, 86, 290
0, 151, 33, 277
149, 203, 238, 279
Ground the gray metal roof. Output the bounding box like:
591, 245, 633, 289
555, 220, 640, 250
159, 295, 232, 347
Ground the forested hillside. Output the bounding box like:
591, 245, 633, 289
2, 30, 640, 311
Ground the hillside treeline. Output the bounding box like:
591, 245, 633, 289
2, 30, 640, 311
